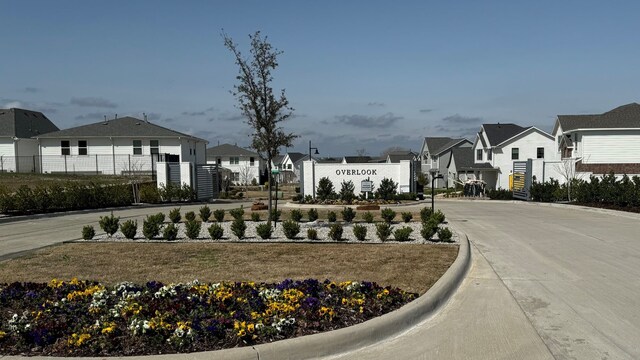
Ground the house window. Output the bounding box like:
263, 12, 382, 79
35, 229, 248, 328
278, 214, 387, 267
61, 140, 70, 155
250, 157, 255, 166
150, 140, 159, 155
476, 149, 482, 161
78, 140, 88, 155
287, 164, 292, 170
217, 158, 221, 165
537, 147, 544, 159
232, 172, 240, 182
133, 140, 142, 155
230, 157, 239, 165
511, 148, 519, 160
487, 149, 492, 161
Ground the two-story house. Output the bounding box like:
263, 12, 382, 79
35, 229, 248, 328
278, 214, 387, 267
206, 143, 264, 185
471, 123, 555, 190
419, 137, 472, 188
553, 103, 640, 177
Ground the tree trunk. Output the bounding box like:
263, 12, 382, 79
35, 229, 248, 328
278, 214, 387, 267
267, 159, 273, 227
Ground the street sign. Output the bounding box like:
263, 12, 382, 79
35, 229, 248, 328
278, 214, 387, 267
361, 180, 373, 192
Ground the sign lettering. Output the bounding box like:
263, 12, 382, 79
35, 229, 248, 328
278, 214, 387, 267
335, 169, 377, 176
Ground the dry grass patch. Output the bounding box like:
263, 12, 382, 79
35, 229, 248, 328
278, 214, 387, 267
0, 243, 457, 294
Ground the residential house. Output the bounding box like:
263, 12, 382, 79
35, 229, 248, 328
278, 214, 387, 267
206, 143, 264, 185
445, 147, 475, 186
419, 137, 472, 188
0, 108, 59, 172
35, 116, 207, 175
553, 103, 640, 177
471, 123, 555, 190
279, 152, 306, 183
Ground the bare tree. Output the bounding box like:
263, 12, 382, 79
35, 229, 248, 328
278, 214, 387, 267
223, 31, 298, 226
355, 148, 368, 157
553, 157, 587, 202
238, 164, 253, 191
379, 146, 409, 158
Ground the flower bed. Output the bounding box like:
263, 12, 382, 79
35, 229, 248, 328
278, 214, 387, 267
0, 278, 416, 356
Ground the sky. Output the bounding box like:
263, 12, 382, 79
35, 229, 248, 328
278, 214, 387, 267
2, 1, 640, 157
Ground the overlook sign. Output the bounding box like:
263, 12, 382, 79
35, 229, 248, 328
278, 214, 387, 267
335, 169, 377, 176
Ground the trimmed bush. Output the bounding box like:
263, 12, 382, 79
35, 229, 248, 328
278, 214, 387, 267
328, 224, 343, 241
307, 208, 319, 222
290, 209, 303, 222
487, 189, 513, 200
256, 223, 273, 239
143, 215, 161, 239
401, 212, 413, 223
208, 223, 224, 240
307, 228, 318, 240
282, 220, 301, 239
352, 224, 367, 241
327, 211, 337, 223
339, 180, 356, 204
394, 226, 413, 242
380, 208, 396, 223
420, 207, 433, 222
362, 211, 374, 223
269, 209, 282, 222
376, 223, 392, 241
341, 207, 356, 222
169, 207, 181, 223
139, 183, 161, 204
185, 220, 202, 239
317, 177, 336, 200
163, 223, 178, 241
120, 220, 138, 240
376, 178, 398, 200
431, 210, 445, 224
231, 218, 247, 239
437, 227, 453, 242
213, 209, 225, 222
99, 212, 120, 237
185, 211, 196, 222
251, 212, 261, 222
82, 225, 95, 240
199, 205, 212, 222
229, 208, 245, 220
150, 212, 165, 225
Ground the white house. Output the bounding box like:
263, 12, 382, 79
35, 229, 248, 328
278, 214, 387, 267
0, 108, 59, 172
419, 137, 472, 188
471, 123, 555, 190
553, 103, 640, 177
206, 143, 264, 185
35, 116, 207, 175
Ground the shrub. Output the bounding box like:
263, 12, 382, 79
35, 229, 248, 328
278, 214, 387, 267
150, 212, 165, 225
307, 228, 318, 240
401, 212, 413, 223
143, 215, 161, 239
120, 220, 138, 240
328, 224, 343, 241
327, 211, 337, 223
341, 207, 356, 222
256, 223, 272, 239
431, 210, 445, 224
185, 211, 196, 222
199, 205, 212, 222
208, 223, 224, 240
420, 207, 433, 222
139, 183, 161, 203
163, 223, 178, 241
421, 219, 438, 240
180, 184, 197, 202
229, 208, 245, 220
487, 189, 513, 200
169, 207, 181, 223
394, 227, 413, 242
231, 218, 247, 239
213, 209, 225, 222
290, 209, 303, 222
362, 211, 374, 223
316, 177, 336, 200
437, 227, 453, 242
376, 178, 398, 200
339, 180, 356, 204
251, 212, 261, 222
99, 212, 120, 236
307, 208, 318, 222
376, 223, 392, 241
352, 224, 367, 241
282, 220, 301, 239
380, 208, 396, 223
269, 209, 282, 222
82, 225, 95, 240
185, 220, 201, 239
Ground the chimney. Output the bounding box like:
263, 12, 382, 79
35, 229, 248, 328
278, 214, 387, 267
143, 112, 148, 122
104, 115, 107, 124
115, 114, 118, 120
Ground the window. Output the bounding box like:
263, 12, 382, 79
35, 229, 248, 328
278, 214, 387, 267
476, 149, 482, 161
78, 140, 87, 155
487, 149, 492, 161
232, 172, 240, 182
61, 140, 70, 155
150, 140, 159, 155
287, 164, 292, 170
537, 147, 544, 159
216, 158, 221, 165
250, 157, 255, 166
133, 140, 142, 155
511, 148, 519, 160
230, 157, 239, 165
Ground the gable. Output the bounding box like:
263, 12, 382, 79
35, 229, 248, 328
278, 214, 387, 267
0, 108, 59, 138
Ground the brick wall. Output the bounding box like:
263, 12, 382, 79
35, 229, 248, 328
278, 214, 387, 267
576, 161, 640, 174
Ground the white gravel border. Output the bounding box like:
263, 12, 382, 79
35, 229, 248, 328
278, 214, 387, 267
89, 220, 458, 244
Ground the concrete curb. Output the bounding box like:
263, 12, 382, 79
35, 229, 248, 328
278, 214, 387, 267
280, 200, 431, 210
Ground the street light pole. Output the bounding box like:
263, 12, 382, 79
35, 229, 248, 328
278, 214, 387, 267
309, 140, 319, 198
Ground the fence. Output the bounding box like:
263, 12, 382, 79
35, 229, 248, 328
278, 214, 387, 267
0, 154, 172, 177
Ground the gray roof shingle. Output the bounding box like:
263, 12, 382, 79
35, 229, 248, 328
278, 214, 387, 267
343, 156, 373, 163
36, 116, 207, 142
557, 103, 640, 131
287, 152, 307, 164
206, 144, 257, 157
425, 137, 470, 155
0, 108, 59, 138
482, 123, 529, 146
449, 147, 473, 169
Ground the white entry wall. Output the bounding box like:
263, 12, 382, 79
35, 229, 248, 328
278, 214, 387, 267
301, 160, 412, 197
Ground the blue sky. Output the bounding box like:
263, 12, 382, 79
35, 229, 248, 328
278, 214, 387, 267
2, 1, 640, 156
